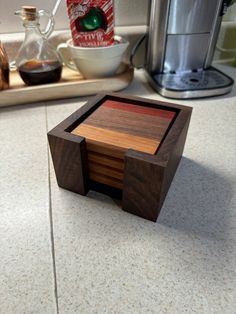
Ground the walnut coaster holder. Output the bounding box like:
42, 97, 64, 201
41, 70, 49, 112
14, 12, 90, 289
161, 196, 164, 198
48, 93, 192, 222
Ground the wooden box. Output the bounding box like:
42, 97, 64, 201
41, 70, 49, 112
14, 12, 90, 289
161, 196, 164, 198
48, 93, 192, 221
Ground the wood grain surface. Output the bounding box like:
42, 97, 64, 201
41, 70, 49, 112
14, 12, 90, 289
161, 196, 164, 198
88, 151, 124, 171
47, 132, 89, 195
72, 124, 160, 155
89, 171, 123, 190
89, 162, 123, 181
86, 141, 126, 159
103, 100, 176, 119
72, 99, 176, 152
123, 108, 192, 221
80, 100, 176, 139
71, 98, 176, 189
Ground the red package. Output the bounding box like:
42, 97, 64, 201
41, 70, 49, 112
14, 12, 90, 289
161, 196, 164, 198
66, 0, 114, 47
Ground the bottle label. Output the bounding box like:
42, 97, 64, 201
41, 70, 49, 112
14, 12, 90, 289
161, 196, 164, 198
66, 0, 114, 47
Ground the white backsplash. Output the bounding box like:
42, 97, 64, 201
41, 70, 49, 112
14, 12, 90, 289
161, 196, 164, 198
0, 0, 150, 33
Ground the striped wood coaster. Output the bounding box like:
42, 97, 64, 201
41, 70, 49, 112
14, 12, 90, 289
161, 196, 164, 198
71, 100, 176, 189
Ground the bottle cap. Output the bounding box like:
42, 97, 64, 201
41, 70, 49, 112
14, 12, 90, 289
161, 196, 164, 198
21, 6, 37, 21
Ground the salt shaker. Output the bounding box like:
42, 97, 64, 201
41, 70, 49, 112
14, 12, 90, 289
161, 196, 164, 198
0, 41, 10, 90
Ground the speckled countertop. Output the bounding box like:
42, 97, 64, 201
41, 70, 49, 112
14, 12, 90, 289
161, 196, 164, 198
1, 64, 236, 314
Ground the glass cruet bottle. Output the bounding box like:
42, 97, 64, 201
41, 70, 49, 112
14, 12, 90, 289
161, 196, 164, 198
15, 6, 62, 86
0, 40, 10, 90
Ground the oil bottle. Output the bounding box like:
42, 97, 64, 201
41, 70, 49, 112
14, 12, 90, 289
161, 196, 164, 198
0, 41, 10, 90
15, 6, 62, 86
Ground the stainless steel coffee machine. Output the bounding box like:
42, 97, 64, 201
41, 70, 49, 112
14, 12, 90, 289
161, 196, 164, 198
145, 0, 235, 99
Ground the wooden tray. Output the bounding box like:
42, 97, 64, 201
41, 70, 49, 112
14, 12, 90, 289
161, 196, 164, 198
0, 65, 133, 107
48, 93, 192, 222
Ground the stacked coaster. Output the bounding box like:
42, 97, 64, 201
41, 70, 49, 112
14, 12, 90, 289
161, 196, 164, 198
71, 99, 176, 190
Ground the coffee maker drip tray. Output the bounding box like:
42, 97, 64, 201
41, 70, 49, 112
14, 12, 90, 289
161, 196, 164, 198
147, 67, 234, 99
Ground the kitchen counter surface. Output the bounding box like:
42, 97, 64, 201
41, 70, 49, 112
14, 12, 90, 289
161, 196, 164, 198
1, 64, 236, 314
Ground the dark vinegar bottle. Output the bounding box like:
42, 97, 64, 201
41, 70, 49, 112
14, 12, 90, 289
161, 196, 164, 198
15, 6, 62, 86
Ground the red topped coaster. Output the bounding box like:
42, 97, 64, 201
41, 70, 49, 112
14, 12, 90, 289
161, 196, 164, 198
71, 99, 176, 189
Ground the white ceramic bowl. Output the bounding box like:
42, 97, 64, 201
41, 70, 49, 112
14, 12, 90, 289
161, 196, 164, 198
57, 35, 129, 79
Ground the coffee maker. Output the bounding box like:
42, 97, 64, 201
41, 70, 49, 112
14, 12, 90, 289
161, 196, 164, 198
145, 0, 235, 99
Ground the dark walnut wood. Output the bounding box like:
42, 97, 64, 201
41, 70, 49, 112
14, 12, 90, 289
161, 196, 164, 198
48, 131, 89, 195
47, 93, 192, 222
122, 107, 192, 221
